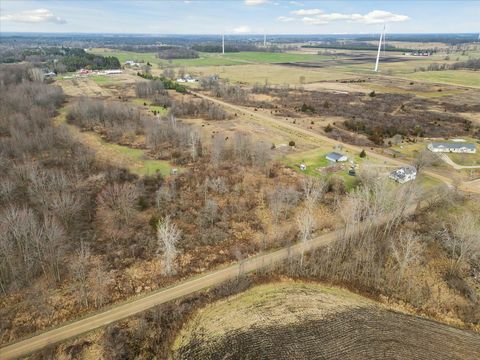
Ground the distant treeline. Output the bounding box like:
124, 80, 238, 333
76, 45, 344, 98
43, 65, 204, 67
355, 33, 479, 45
302, 43, 420, 53
156, 48, 199, 60
60, 48, 120, 72
111, 45, 179, 53
192, 43, 281, 53
417, 58, 480, 72
137, 72, 187, 93
0, 47, 120, 72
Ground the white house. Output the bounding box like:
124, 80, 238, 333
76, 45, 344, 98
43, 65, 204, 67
427, 142, 476, 154
389, 166, 417, 183
125, 60, 140, 67
177, 74, 197, 83
104, 69, 123, 75
326, 152, 348, 162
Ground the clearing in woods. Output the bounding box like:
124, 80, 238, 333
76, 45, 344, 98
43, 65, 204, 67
173, 282, 480, 360
54, 108, 174, 176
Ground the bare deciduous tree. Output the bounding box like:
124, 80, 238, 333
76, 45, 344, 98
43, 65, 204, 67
189, 130, 201, 161
300, 176, 327, 205
414, 150, 440, 173
157, 217, 182, 276
71, 241, 90, 308
91, 263, 111, 308
390, 231, 423, 283
441, 212, 480, 268
296, 206, 315, 267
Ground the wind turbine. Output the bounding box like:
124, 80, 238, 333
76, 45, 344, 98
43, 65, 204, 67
374, 24, 386, 72
222, 33, 225, 55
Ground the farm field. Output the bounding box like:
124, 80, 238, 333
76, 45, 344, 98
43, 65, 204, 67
89, 48, 245, 67
186, 63, 357, 84
173, 282, 480, 359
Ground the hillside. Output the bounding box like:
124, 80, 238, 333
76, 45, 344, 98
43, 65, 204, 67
173, 282, 480, 360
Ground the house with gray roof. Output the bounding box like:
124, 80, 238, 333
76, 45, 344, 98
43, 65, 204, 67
389, 166, 417, 183
427, 142, 476, 154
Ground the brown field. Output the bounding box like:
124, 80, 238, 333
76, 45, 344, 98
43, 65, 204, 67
166, 63, 358, 85
174, 282, 480, 360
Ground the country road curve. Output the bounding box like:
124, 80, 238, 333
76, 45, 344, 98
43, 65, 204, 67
191, 91, 480, 194
0, 229, 341, 360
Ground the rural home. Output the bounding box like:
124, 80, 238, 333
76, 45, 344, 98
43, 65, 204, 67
326, 152, 348, 162
177, 74, 197, 83
104, 69, 123, 75
389, 166, 417, 183
125, 60, 140, 67
427, 142, 476, 154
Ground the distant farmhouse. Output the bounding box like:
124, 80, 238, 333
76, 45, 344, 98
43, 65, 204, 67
176, 74, 197, 83
427, 142, 476, 154
326, 152, 348, 162
404, 51, 431, 56
104, 69, 123, 75
125, 60, 141, 67
389, 166, 417, 183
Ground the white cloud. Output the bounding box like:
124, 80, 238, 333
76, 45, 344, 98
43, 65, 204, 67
291, 9, 323, 16
245, 0, 268, 5
232, 25, 252, 33
289, 1, 304, 5
360, 10, 409, 24
0, 8, 66, 24
277, 16, 295, 22
302, 17, 328, 25
289, 9, 409, 25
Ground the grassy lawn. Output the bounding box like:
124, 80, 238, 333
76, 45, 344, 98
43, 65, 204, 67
417, 173, 444, 189
448, 151, 480, 166
283, 147, 361, 190
390, 141, 428, 159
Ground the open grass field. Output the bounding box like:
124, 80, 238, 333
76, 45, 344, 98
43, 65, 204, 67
131, 98, 169, 115
222, 51, 336, 63
402, 70, 480, 88
173, 282, 480, 359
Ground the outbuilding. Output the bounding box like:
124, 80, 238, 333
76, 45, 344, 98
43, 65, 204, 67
326, 152, 348, 162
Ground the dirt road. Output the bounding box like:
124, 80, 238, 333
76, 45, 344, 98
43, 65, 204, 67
0, 229, 341, 360
192, 91, 479, 193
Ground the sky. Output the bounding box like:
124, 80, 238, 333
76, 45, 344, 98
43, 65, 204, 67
0, 0, 479, 34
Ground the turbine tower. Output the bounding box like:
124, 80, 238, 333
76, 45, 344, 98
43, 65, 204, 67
222, 33, 225, 55
264, 32, 267, 47
374, 24, 386, 72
